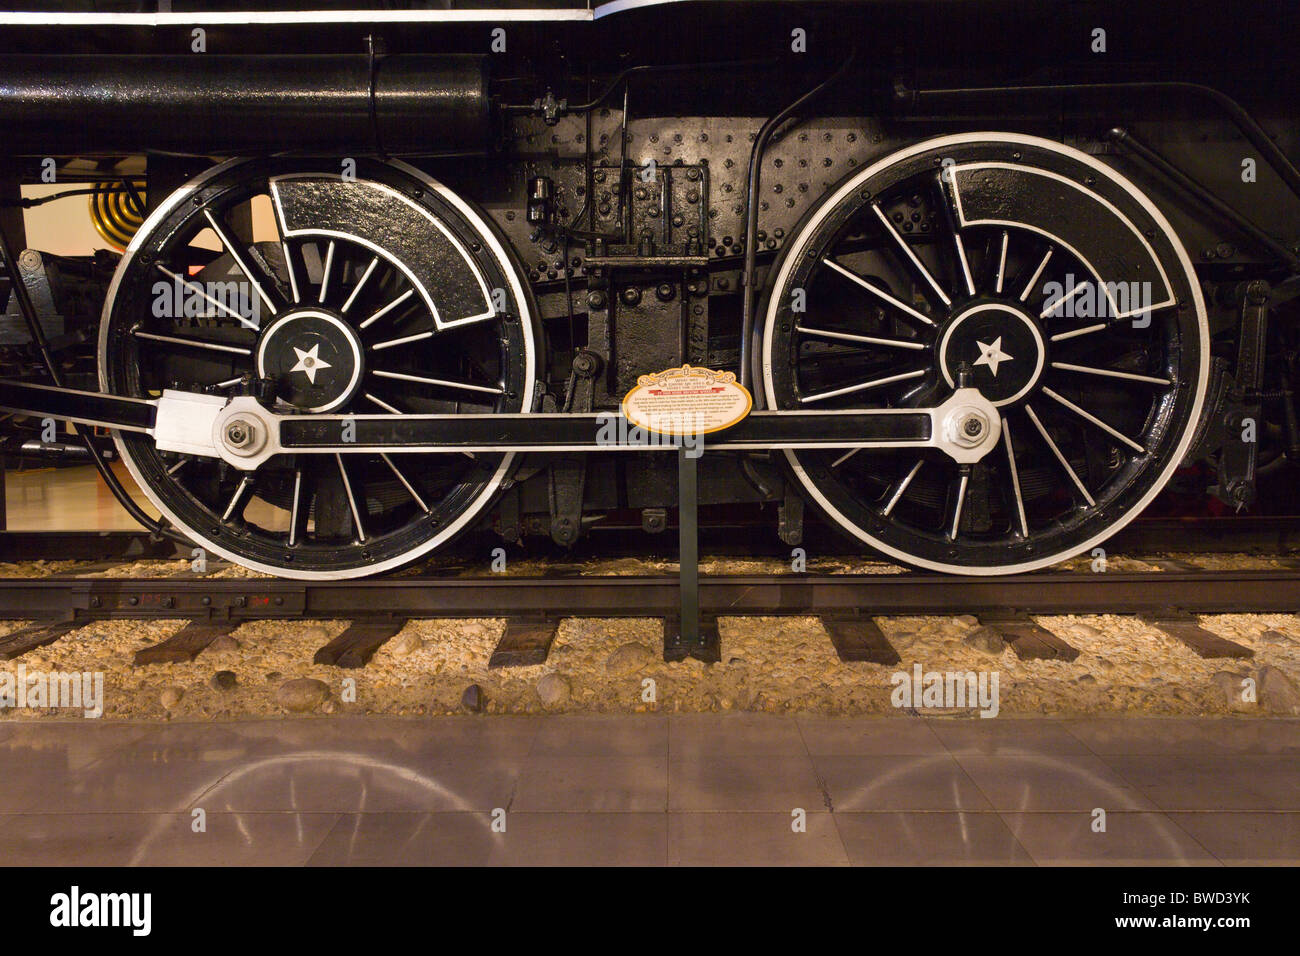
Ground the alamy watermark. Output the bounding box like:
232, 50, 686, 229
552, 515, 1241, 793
0, 664, 105, 718
1040, 272, 1155, 326
890, 662, 1000, 718
50, 886, 150, 936
596, 411, 705, 458
152, 275, 261, 327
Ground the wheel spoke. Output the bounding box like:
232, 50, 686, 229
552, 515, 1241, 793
1024, 404, 1095, 507
288, 467, 304, 547
318, 240, 336, 304
360, 288, 415, 329
882, 459, 924, 516
796, 325, 926, 350
994, 230, 1009, 294
282, 242, 302, 304
381, 453, 431, 512
821, 258, 935, 326
132, 329, 251, 356
202, 208, 279, 317
799, 368, 925, 404
154, 264, 259, 330
952, 231, 976, 297
341, 256, 380, 314
1049, 323, 1108, 343
335, 454, 366, 543
949, 469, 969, 539
1018, 247, 1054, 302
1001, 417, 1029, 538
371, 369, 504, 396
1040, 278, 1089, 319
831, 447, 861, 468
871, 203, 951, 306
371, 330, 435, 352
1040, 386, 1146, 454
1050, 362, 1171, 386
363, 392, 401, 414
221, 474, 254, 522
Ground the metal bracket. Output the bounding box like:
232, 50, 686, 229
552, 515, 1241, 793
1213, 281, 1270, 510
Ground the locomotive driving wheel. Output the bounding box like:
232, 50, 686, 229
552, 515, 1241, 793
760, 133, 1209, 574
100, 157, 538, 579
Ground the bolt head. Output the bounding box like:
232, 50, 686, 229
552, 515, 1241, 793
225, 419, 254, 448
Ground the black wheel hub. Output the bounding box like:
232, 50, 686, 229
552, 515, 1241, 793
256, 308, 364, 412
937, 300, 1045, 407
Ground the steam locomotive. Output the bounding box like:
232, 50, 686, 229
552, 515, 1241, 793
0, 0, 1296, 579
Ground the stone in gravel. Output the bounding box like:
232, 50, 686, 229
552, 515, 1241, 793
963, 626, 1006, 654
1257, 666, 1300, 715
210, 670, 237, 691
207, 635, 241, 654
536, 672, 571, 707
389, 631, 424, 658
265, 671, 282, 683
1071, 623, 1103, 639
1211, 671, 1252, 708
953, 614, 980, 627
322, 700, 337, 715
160, 686, 184, 710
1257, 629, 1294, 645
276, 678, 331, 713
605, 641, 653, 675
461, 683, 486, 712
1074, 674, 1097, 684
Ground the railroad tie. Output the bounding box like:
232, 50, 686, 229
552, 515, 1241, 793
1141, 613, 1254, 659
0, 620, 82, 661
133, 620, 238, 665
822, 615, 902, 665
489, 617, 560, 668
313, 619, 408, 668
979, 615, 1080, 662
1147, 557, 1203, 572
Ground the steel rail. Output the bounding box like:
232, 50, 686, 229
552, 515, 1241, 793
2, 568, 1298, 622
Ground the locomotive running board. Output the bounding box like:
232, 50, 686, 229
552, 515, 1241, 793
0, 379, 1003, 467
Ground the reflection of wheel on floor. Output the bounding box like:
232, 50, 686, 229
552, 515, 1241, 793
760, 133, 1208, 574
99, 157, 539, 579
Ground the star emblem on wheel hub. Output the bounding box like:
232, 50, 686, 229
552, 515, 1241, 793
972, 336, 1014, 377
289, 343, 333, 385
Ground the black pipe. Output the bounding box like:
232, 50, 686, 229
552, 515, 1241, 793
0, 54, 489, 156
1106, 127, 1300, 271
739, 51, 856, 391
892, 78, 1300, 203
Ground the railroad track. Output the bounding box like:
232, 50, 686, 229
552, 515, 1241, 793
1, 563, 1297, 667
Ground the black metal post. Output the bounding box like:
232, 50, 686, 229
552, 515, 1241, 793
663, 445, 719, 663
678, 445, 699, 645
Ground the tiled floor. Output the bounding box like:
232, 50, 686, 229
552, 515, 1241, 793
0, 715, 1296, 865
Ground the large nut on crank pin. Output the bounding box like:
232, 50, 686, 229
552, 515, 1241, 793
956, 410, 989, 446
211, 396, 277, 469
942, 404, 993, 450
223, 418, 262, 454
